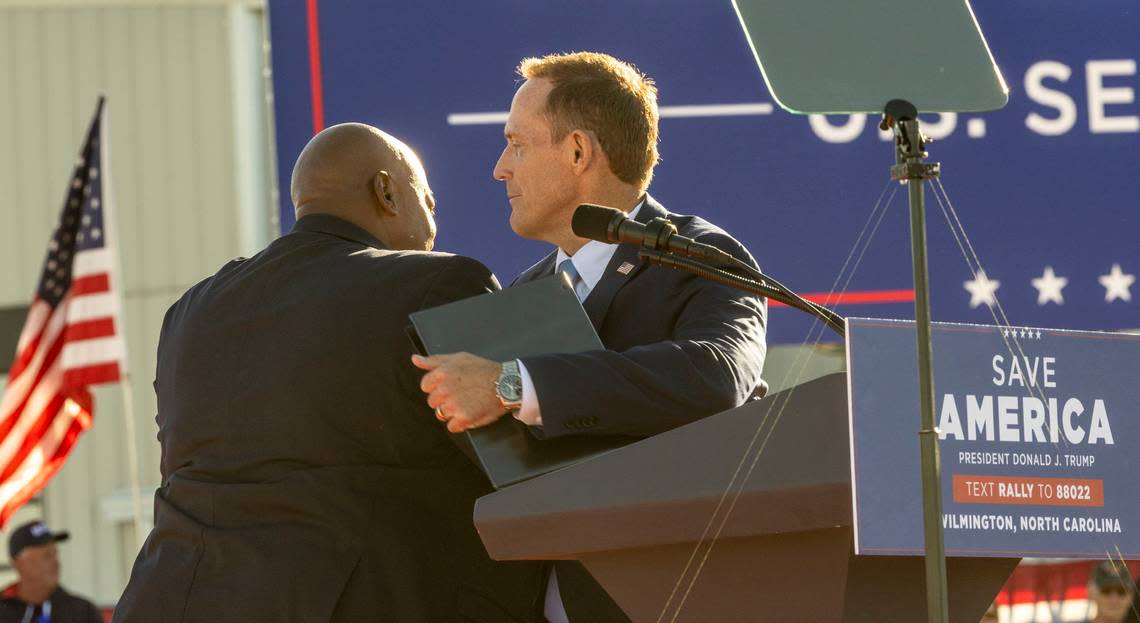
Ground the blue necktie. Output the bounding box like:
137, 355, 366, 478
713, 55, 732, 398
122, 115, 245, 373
558, 259, 588, 302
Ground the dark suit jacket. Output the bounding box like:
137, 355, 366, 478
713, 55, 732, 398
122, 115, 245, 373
516, 194, 767, 438
515, 195, 768, 622
114, 214, 543, 623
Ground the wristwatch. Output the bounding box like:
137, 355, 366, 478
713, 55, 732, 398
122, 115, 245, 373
495, 360, 524, 411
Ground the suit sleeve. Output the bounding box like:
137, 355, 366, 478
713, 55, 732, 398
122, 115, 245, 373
520, 231, 767, 438
417, 255, 501, 310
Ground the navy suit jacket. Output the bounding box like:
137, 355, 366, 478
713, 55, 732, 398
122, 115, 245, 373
514, 195, 767, 623
515, 194, 767, 439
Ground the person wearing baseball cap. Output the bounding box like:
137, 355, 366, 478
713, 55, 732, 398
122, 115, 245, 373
0, 521, 101, 623
1088, 560, 1137, 623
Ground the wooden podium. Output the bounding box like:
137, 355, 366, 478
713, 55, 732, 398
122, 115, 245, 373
473, 373, 1018, 622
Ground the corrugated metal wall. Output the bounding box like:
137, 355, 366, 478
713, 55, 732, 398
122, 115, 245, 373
0, 0, 274, 605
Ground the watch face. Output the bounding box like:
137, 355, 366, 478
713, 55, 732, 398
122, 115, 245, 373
497, 375, 523, 402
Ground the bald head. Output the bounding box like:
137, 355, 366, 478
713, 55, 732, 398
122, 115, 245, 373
291, 123, 437, 250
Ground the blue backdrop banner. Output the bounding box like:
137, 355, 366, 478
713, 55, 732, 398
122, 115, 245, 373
847, 317, 1140, 558
266, 2, 1138, 343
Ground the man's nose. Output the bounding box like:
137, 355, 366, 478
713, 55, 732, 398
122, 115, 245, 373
493, 153, 510, 181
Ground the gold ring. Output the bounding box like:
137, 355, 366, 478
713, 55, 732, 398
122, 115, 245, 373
435, 407, 449, 422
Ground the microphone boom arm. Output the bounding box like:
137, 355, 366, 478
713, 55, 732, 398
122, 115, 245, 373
637, 247, 846, 337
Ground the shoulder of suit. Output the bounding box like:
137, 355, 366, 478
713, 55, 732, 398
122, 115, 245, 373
664, 210, 759, 269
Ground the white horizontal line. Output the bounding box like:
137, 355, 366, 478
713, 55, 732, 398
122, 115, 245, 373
660, 103, 774, 118
446, 102, 775, 126
447, 111, 510, 125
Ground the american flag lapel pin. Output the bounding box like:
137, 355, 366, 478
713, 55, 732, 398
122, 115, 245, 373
617, 262, 635, 275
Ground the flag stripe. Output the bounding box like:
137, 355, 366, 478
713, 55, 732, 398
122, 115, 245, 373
72, 248, 112, 277
60, 335, 125, 370
7, 322, 47, 382
65, 292, 118, 324
0, 393, 68, 484
0, 398, 88, 527
0, 301, 70, 417
13, 301, 50, 354
62, 362, 121, 388
70, 274, 110, 296
0, 328, 67, 443
62, 317, 116, 342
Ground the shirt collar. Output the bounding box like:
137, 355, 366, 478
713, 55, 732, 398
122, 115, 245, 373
556, 200, 644, 292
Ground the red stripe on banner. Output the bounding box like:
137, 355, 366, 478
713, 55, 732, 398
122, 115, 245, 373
768, 289, 915, 308
62, 317, 116, 342
0, 393, 69, 485
69, 274, 110, 296
0, 392, 89, 528
0, 331, 66, 441
62, 361, 121, 389
306, 0, 325, 133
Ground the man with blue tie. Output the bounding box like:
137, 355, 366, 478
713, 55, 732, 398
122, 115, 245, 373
412, 52, 767, 622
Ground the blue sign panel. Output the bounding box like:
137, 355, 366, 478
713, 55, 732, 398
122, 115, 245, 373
266, 2, 1139, 343
847, 317, 1140, 558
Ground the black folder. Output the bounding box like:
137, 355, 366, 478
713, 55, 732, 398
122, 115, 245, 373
409, 274, 634, 488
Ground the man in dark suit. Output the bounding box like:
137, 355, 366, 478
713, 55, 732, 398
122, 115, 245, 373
114, 123, 542, 623
413, 53, 767, 622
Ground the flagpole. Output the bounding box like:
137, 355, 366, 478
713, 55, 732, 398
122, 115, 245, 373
118, 376, 146, 549
99, 96, 147, 549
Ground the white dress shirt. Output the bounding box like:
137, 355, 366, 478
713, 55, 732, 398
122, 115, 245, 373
513, 201, 644, 623
514, 201, 643, 427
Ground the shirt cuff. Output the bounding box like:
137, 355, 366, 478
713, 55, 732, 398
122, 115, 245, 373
514, 359, 543, 427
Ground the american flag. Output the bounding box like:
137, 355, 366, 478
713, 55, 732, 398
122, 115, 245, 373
0, 97, 125, 526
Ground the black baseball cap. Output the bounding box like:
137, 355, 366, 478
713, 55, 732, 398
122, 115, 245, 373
8, 521, 69, 559
1092, 560, 1132, 589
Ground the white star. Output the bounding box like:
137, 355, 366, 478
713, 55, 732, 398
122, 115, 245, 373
1031, 266, 1068, 305
964, 269, 1001, 308
88, 167, 98, 179
91, 228, 102, 240
1035, 330, 1042, 339
1099, 264, 1135, 303
71, 179, 81, 189
91, 198, 100, 209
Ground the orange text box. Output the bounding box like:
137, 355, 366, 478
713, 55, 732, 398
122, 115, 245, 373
952, 475, 1104, 507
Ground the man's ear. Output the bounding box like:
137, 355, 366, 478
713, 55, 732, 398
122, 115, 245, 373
569, 130, 595, 173
372, 171, 398, 216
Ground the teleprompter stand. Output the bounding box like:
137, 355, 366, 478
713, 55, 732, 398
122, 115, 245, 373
728, 2, 1009, 621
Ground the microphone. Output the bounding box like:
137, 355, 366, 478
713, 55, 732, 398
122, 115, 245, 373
571, 204, 735, 265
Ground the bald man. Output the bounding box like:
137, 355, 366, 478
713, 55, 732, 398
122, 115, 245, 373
114, 124, 543, 623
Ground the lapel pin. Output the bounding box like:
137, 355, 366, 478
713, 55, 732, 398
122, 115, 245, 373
617, 262, 635, 275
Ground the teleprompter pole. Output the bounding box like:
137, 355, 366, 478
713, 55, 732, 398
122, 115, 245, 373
883, 100, 949, 623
